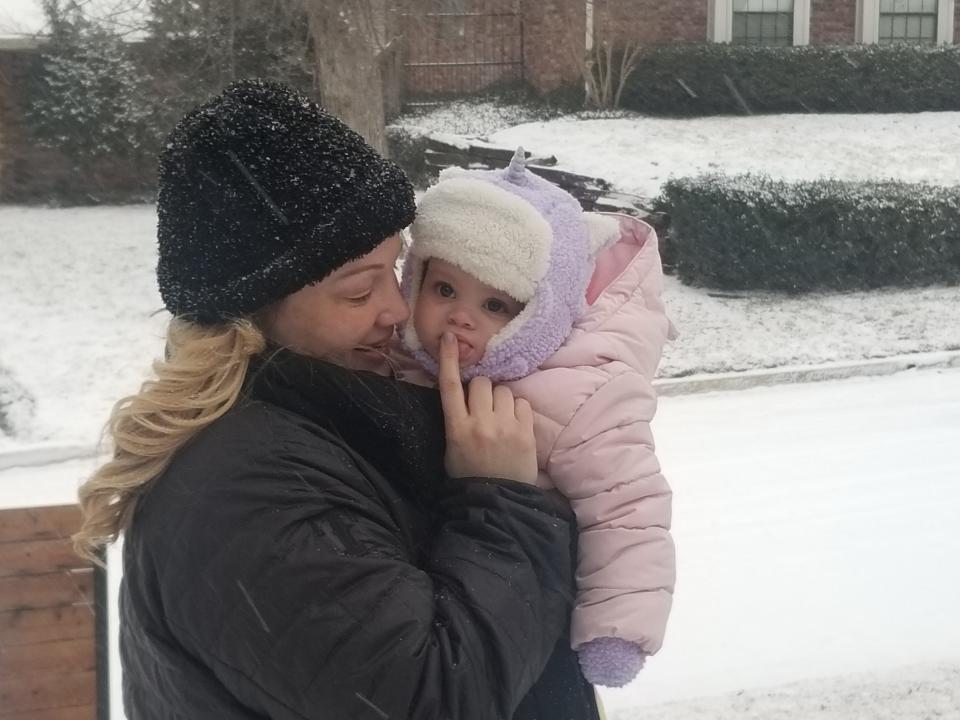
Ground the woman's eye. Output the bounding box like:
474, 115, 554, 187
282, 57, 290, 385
436, 282, 454, 298
348, 291, 372, 304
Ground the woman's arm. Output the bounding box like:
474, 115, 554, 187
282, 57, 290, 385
161, 443, 576, 720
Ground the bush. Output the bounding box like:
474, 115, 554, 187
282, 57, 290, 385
622, 43, 960, 116
654, 174, 960, 292
386, 125, 435, 189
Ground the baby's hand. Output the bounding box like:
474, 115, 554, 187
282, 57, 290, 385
576, 636, 646, 687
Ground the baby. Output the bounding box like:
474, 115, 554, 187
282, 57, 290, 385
400, 150, 676, 688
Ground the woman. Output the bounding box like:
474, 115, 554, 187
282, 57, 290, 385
74, 79, 601, 720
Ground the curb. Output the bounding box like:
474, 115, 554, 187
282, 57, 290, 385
653, 350, 960, 397
1, 352, 958, 468
0, 444, 97, 471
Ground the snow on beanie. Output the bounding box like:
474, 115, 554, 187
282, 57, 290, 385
157, 78, 415, 323
402, 148, 621, 382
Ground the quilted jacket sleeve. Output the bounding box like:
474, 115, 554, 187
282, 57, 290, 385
545, 369, 675, 653
159, 433, 577, 720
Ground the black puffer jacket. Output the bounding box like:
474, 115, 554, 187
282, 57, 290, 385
120, 349, 601, 719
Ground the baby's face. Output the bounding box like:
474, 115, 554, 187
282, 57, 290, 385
413, 259, 524, 367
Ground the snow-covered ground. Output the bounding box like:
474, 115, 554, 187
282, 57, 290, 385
400, 105, 960, 201
3, 368, 958, 718
599, 367, 960, 716
0, 206, 167, 450
1, 204, 957, 449
0, 0, 147, 38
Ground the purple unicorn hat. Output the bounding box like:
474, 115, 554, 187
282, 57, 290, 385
401, 148, 620, 382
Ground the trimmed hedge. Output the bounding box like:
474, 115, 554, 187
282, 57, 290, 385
622, 43, 960, 116
654, 174, 960, 292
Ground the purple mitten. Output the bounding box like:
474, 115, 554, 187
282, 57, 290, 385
576, 636, 646, 687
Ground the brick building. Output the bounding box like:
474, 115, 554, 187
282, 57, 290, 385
3, 1, 959, 200
404, 0, 960, 96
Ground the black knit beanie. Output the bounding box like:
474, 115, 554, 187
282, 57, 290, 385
156, 79, 416, 323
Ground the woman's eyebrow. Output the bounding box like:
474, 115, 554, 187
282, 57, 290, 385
334, 263, 385, 280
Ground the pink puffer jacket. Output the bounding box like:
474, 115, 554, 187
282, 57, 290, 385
507, 213, 676, 654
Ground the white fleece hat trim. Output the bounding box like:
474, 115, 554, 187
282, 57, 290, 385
408, 177, 553, 303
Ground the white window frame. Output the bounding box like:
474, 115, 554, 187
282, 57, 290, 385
709, 0, 811, 45
857, 0, 955, 44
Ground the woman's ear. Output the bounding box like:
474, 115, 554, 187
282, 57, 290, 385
583, 212, 622, 257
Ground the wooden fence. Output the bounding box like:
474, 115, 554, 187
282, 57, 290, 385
0, 505, 103, 720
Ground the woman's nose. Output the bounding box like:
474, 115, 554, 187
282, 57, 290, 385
378, 278, 410, 327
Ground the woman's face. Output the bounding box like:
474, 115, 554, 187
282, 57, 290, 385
263, 234, 409, 373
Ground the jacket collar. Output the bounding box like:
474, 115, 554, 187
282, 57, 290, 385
246, 347, 449, 507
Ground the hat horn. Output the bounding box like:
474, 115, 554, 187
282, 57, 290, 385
505, 147, 527, 183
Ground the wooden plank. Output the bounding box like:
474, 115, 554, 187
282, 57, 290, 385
0, 637, 95, 677
0, 571, 94, 613
1, 705, 95, 720
525, 163, 612, 191
0, 606, 94, 646
424, 149, 492, 170
0, 507, 81, 545
0, 539, 87, 578
0, 671, 95, 714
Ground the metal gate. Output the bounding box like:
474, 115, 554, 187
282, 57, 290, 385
402, 0, 524, 101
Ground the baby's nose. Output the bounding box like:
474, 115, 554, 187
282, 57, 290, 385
448, 308, 475, 329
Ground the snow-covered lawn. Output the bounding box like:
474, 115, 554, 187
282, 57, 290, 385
0, 206, 167, 450
400, 104, 960, 200
1, 204, 957, 449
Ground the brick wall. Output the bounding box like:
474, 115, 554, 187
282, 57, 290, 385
596, 0, 707, 45
0, 46, 152, 204
0, 505, 100, 719
810, 0, 856, 44
522, 0, 584, 95
955, 1, 960, 44
402, 0, 524, 98
525, 0, 708, 97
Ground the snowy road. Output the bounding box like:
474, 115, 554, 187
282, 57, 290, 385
2, 368, 958, 718
601, 366, 960, 716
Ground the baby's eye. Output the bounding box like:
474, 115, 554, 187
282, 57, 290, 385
435, 282, 455, 298
484, 298, 509, 314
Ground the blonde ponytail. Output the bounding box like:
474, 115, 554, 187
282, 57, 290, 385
74, 317, 266, 563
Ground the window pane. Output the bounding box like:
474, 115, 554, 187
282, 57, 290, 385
733, 13, 748, 39
879, 15, 894, 37
733, 0, 748, 11
921, 15, 936, 39
907, 15, 921, 37
747, 13, 762, 36
923, 0, 938, 13
893, 0, 909, 12
776, 12, 793, 37
893, 15, 908, 35
879, 0, 894, 11
907, 0, 922, 12
743, 0, 765, 11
